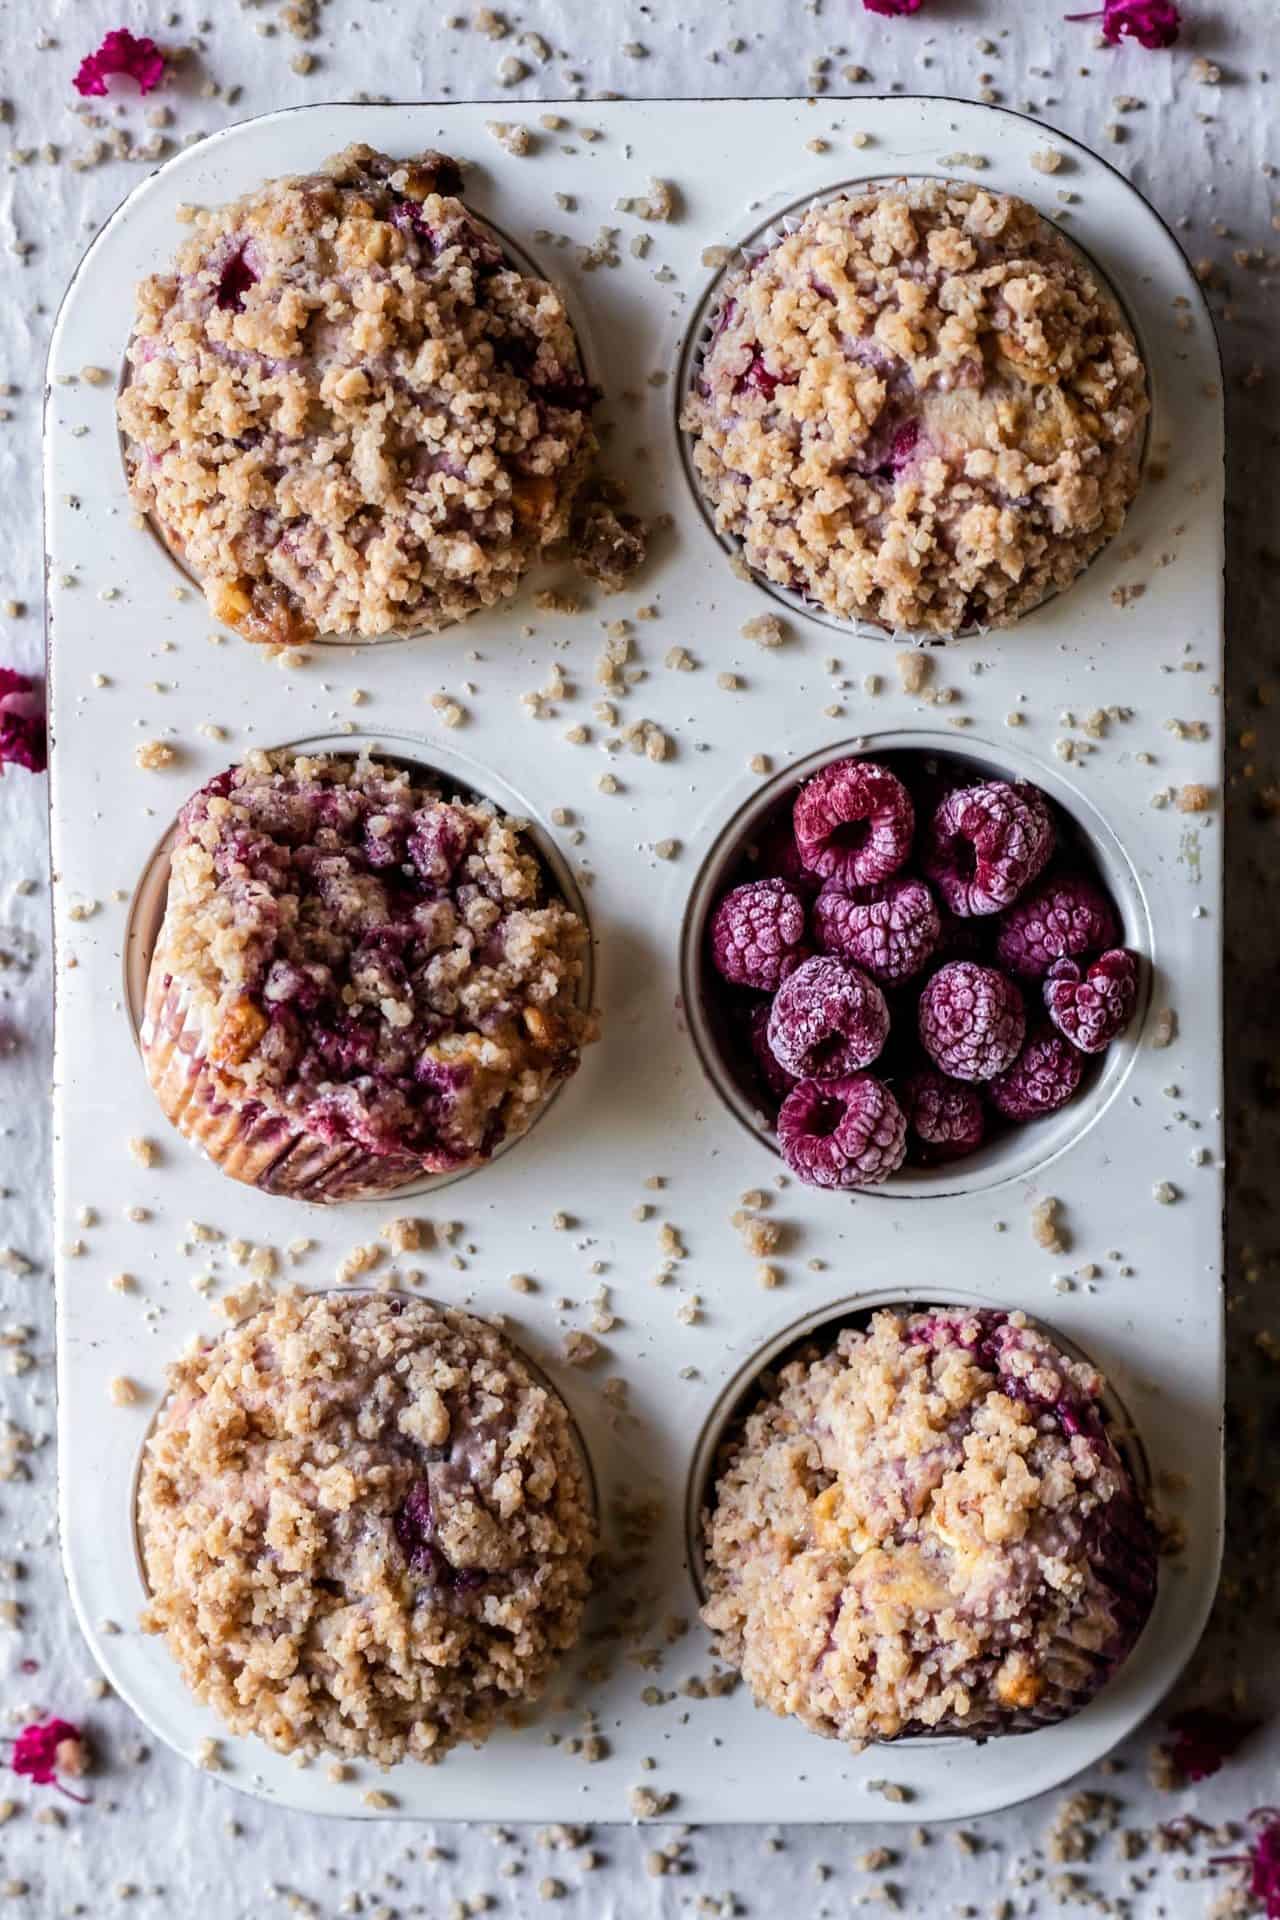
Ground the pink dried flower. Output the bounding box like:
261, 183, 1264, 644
863, 0, 923, 13
0, 668, 46, 776
1163, 1707, 1256, 1784
73, 28, 166, 98
1065, 1, 1181, 49
1213, 1809, 1280, 1918
8, 1718, 90, 1803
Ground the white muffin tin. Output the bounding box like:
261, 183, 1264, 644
45, 97, 1224, 1824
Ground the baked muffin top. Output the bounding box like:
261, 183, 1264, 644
148, 749, 592, 1176
138, 1290, 596, 1763
701, 1307, 1156, 1744
119, 144, 596, 644
682, 181, 1148, 635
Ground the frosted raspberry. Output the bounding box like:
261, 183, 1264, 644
748, 1000, 799, 1102
793, 758, 914, 891
813, 876, 940, 984
903, 1069, 985, 1161
1045, 949, 1139, 1054
776, 1073, 907, 1189
710, 878, 808, 991
922, 780, 1054, 916
767, 955, 890, 1080
996, 875, 1118, 980
988, 1028, 1085, 1120
918, 961, 1026, 1082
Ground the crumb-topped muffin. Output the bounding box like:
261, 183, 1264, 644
118, 145, 596, 644
701, 1307, 1156, 1743
141, 749, 593, 1201
682, 182, 1148, 635
138, 1290, 596, 1764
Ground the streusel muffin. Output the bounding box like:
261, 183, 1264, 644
119, 145, 596, 643
701, 1307, 1156, 1743
138, 1290, 596, 1765
682, 182, 1149, 635
141, 749, 593, 1201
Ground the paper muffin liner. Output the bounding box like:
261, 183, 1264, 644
141, 950, 426, 1203
678, 177, 1149, 647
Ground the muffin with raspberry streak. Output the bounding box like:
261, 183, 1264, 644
141, 748, 593, 1200
119, 145, 597, 644
682, 181, 1148, 635
138, 1290, 595, 1764
701, 1307, 1157, 1746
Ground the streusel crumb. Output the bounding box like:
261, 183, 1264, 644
682, 182, 1148, 635
702, 1308, 1156, 1744
138, 1289, 595, 1764
119, 145, 596, 644
141, 749, 593, 1200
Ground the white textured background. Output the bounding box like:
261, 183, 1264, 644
1, 1, 1276, 1914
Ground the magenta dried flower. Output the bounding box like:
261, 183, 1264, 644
1065, 1, 1181, 50
776, 1072, 907, 1189
1162, 1707, 1256, 1785
73, 28, 166, 97
903, 1069, 984, 1161
8, 1719, 90, 1803
793, 758, 914, 891
923, 780, 1054, 917
1212, 1810, 1280, 1919
1044, 949, 1139, 1054
813, 875, 940, 985
710, 878, 808, 991
996, 874, 1117, 980
988, 1028, 1084, 1121
0, 668, 46, 776
863, 0, 923, 13
918, 961, 1025, 1082
767, 954, 890, 1081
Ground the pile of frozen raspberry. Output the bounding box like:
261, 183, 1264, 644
706, 755, 1141, 1190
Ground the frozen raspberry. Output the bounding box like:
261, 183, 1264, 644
918, 961, 1025, 1082
903, 1069, 985, 1161
1045, 949, 1139, 1054
748, 1000, 799, 1102
988, 1028, 1085, 1120
813, 876, 940, 985
776, 1073, 907, 1189
793, 758, 914, 891
996, 875, 1118, 980
767, 955, 890, 1081
922, 780, 1054, 917
710, 878, 808, 990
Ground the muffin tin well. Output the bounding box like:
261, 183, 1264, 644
675, 181, 1153, 647
119, 731, 595, 1198
680, 730, 1154, 1197
116, 209, 573, 648
684, 1289, 1154, 1606
47, 97, 1223, 1824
